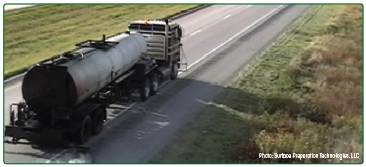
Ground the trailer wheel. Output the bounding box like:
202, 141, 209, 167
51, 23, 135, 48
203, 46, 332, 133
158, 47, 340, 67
170, 63, 179, 80
150, 73, 159, 96
77, 116, 92, 144
139, 78, 150, 101
92, 107, 105, 135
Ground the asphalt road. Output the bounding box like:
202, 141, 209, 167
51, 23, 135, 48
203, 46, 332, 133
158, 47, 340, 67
4, 5, 312, 163
4, 5, 35, 11
4, 5, 38, 13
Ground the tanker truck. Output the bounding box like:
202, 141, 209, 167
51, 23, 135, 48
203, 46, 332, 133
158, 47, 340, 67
5, 20, 184, 145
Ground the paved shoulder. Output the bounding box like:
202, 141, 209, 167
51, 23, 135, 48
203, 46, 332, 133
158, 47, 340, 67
4, 5, 39, 14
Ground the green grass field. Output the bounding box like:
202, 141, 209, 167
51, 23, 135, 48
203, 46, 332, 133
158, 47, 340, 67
4, 5, 197, 78
152, 5, 362, 163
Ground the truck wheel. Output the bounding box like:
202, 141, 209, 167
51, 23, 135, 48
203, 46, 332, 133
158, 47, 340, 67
150, 73, 159, 96
139, 78, 150, 101
170, 63, 179, 80
77, 116, 92, 144
92, 107, 105, 135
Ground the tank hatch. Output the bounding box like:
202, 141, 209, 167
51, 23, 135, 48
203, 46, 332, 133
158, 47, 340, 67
75, 35, 119, 50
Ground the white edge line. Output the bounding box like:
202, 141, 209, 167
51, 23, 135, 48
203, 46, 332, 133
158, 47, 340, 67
222, 14, 231, 20
46, 5, 285, 163
189, 29, 202, 36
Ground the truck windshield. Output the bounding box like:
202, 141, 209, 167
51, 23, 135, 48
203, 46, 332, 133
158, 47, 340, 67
129, 24, 166, 32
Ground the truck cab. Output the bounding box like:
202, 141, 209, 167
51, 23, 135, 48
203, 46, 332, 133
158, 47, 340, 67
128, 20, 183, 66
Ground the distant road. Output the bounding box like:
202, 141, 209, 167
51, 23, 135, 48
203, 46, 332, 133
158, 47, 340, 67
4, 5, 38, 13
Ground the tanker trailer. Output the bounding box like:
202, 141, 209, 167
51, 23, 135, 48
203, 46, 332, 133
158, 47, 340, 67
5, 19, 184, 145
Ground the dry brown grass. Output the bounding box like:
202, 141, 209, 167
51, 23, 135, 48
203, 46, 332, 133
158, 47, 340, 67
346, 5, 363, 11
313, 14, 361, 120
294, 5, 362, 120
315, 85, 362, 119
309, 36, 362, 67
291, 5, 362, 163
241, 5, 363, 163
249, 5, 363, 163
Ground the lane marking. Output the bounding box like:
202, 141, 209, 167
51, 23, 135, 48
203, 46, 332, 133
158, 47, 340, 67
190, 29, 202, 36
222, 14, 231, 20
183, 5, 251, 39
179, 5, 285, 74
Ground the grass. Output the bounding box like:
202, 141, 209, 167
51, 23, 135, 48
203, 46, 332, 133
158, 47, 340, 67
152, 5, 363, 163
4, 5, 198, 78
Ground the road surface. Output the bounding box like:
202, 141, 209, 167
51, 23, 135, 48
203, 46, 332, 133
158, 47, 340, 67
4, 5, 312, 163
4, 5, 38, 13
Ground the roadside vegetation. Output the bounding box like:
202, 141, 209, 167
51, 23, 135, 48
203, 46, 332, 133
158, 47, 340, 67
4, 5, 197, 78
153, 5, 362, 163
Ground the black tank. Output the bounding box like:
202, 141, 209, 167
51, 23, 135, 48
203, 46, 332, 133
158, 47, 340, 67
22, 65, 77, 112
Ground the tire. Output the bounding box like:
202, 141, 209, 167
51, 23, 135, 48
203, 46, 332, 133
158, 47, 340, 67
139, 78, 150, 101
170, 63, 179, 80
76, 116, 92, 144
92, 107, 105, 135
150, 73, 159, 96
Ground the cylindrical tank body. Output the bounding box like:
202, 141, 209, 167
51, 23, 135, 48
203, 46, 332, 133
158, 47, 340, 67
22, 33, 147, 111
